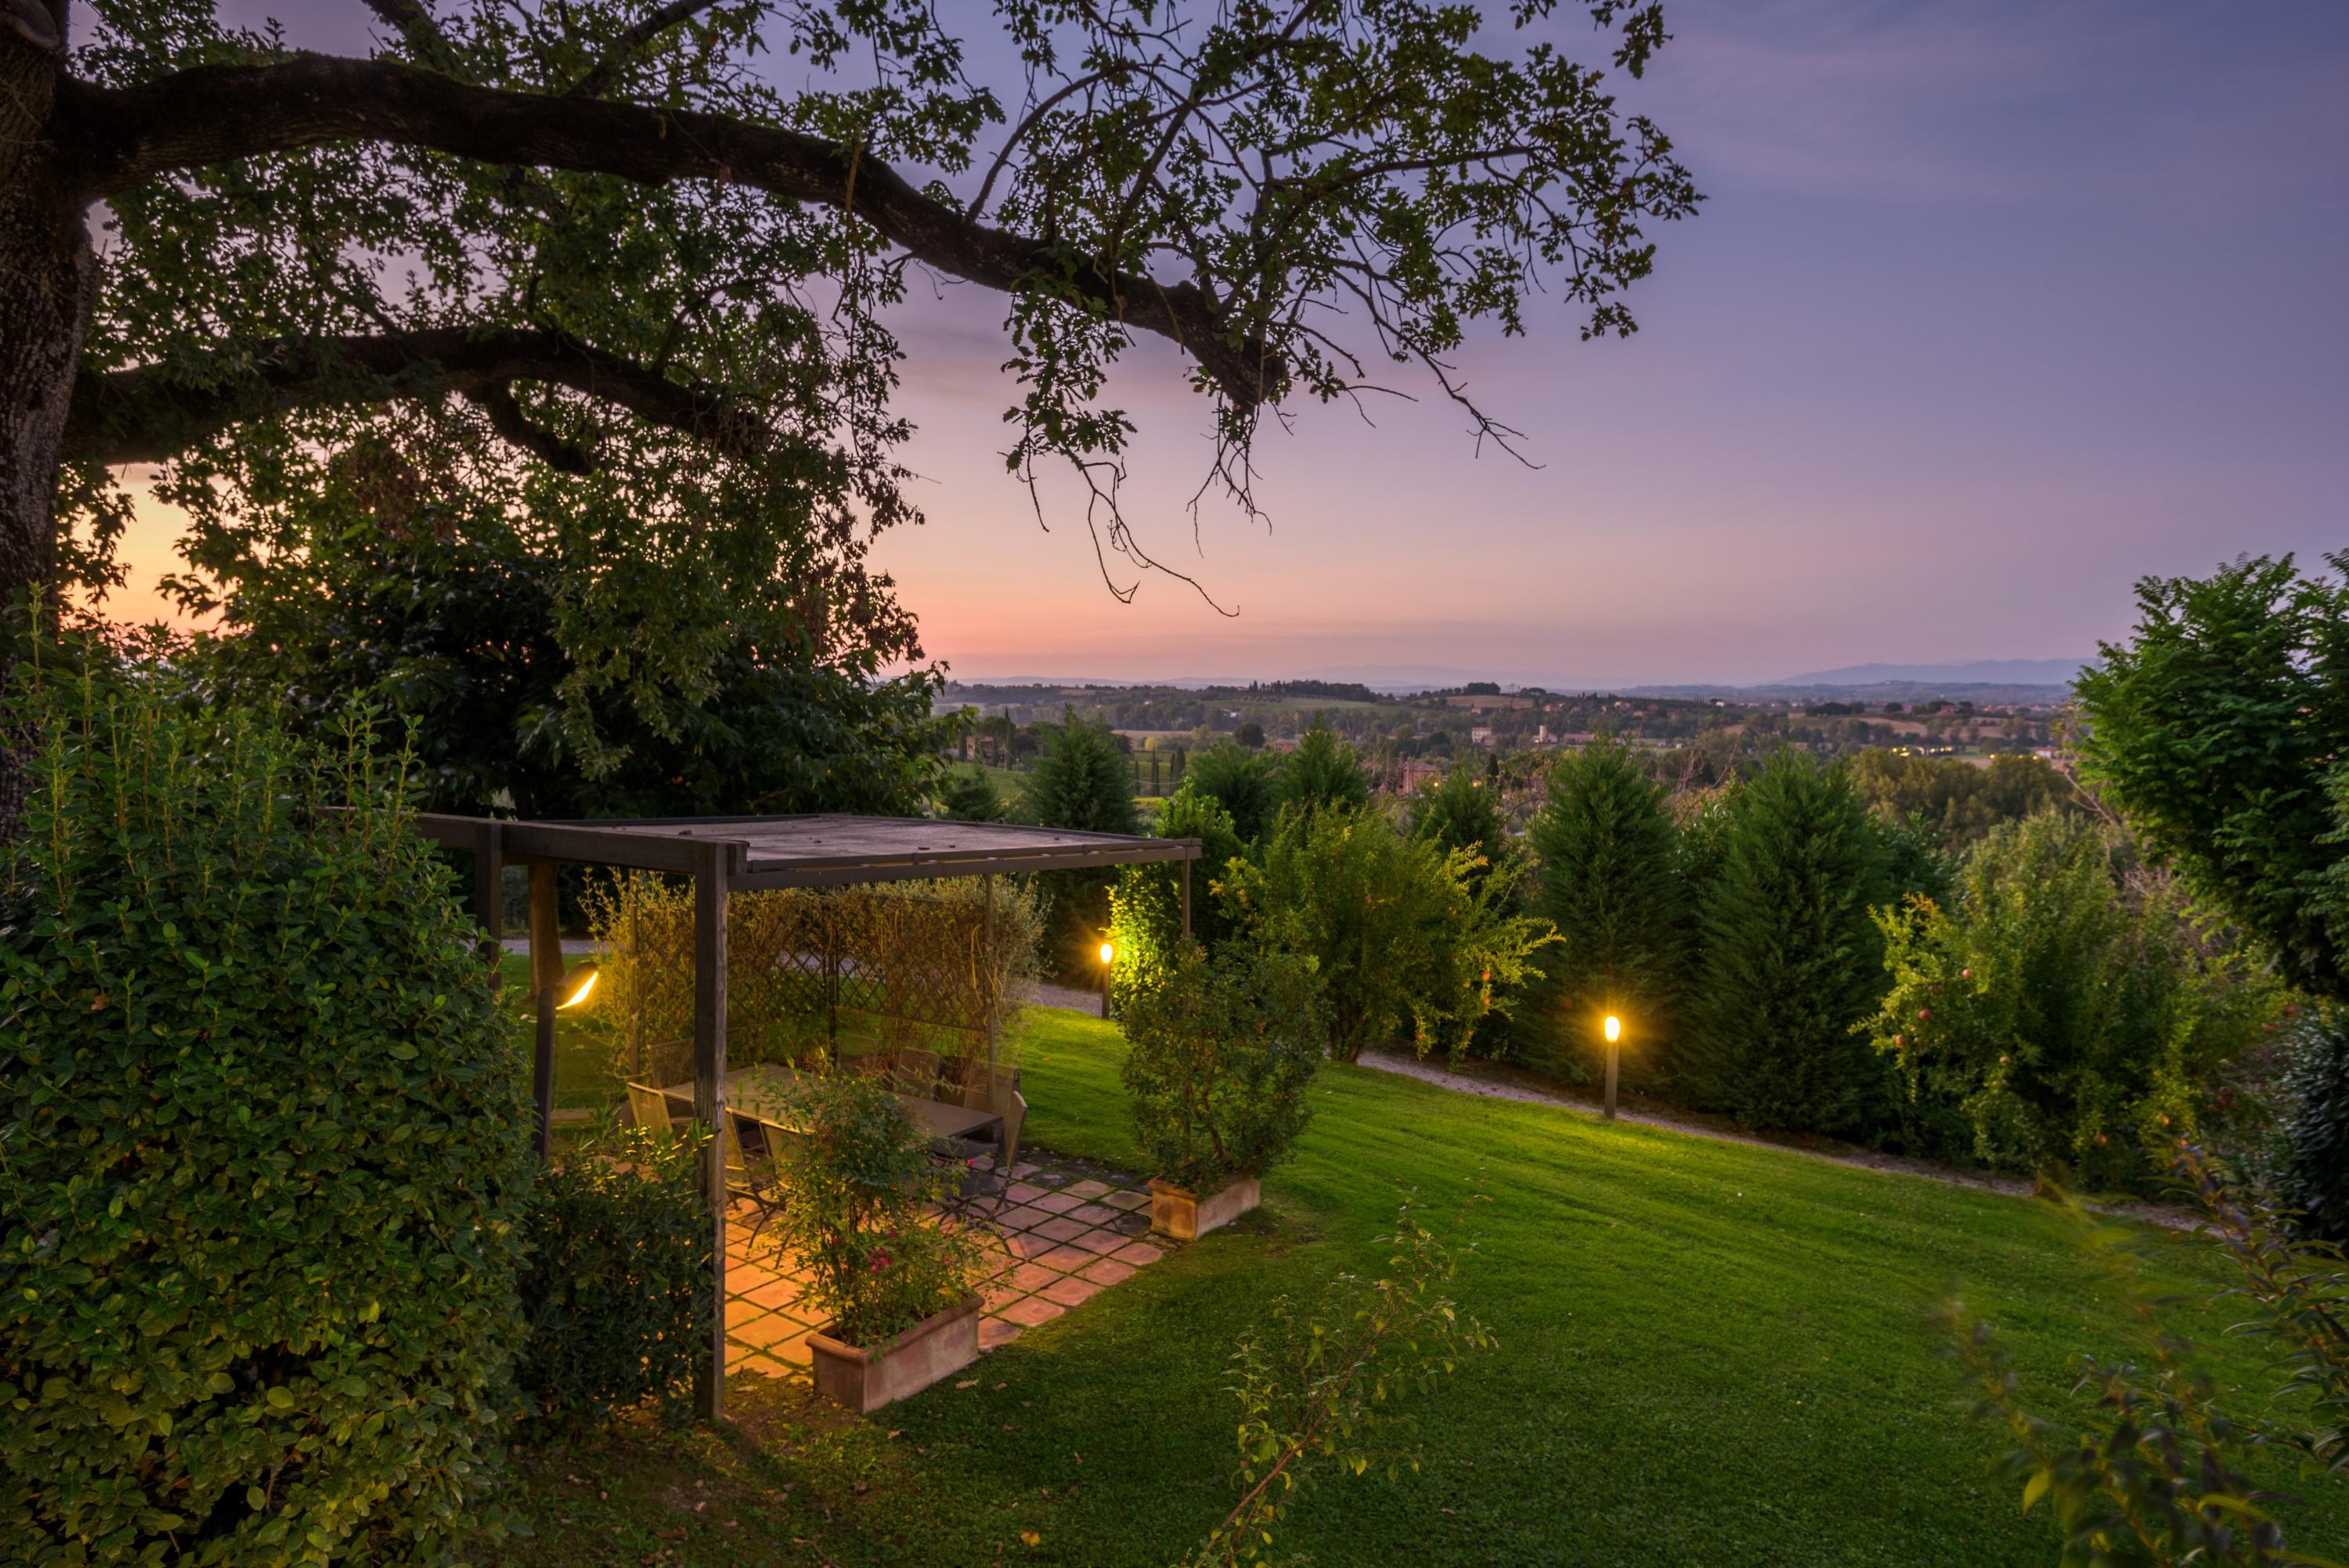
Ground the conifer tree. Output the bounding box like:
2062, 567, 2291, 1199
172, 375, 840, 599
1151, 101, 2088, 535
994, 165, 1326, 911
1021, 711, 1139, 974
1680, 753, 1893, 1134
1526, 737, 1687, 1082
1282, 718, 1373, 816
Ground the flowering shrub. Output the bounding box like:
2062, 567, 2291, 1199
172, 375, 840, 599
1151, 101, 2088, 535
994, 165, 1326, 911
762, 1075, 987, 1348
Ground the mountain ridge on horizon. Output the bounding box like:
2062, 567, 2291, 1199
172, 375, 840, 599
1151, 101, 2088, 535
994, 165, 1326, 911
941, 655, 2095, 694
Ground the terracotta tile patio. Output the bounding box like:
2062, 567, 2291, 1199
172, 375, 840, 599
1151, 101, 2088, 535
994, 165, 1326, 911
723, 1155, 1164, 1382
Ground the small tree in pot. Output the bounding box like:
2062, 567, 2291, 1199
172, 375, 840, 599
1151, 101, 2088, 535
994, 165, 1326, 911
764, 1076, 988, 1413
1121, 944, 1325, 1240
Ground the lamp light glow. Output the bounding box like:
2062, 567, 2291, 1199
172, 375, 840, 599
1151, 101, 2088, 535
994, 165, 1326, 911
557, 960, 600, 1010
1098, 940, 1116, 966
1603, 1014, 1622, 1044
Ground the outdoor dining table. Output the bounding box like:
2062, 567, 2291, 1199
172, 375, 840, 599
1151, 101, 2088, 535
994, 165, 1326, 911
658, 1061, 1005, 1144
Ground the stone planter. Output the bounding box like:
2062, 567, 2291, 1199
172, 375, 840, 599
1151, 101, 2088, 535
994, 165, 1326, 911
808, 1294, 981, 1414
1149, 1175, 1261, 1241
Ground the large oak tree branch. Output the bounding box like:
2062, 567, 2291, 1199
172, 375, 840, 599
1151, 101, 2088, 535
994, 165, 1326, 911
52, 57, 1278, 411
62, 324, 783, 469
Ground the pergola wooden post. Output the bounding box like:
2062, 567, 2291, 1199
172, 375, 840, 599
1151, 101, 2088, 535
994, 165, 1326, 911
411, 812, 1200, 1420
691, 838, 730, 1419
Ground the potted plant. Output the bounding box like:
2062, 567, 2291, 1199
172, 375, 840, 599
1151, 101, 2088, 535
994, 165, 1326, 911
764, 1076, 988, 1412
1120, 943, 1325, 1241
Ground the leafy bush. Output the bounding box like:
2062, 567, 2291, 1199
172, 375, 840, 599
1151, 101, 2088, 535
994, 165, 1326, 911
1120, 944, 1325, 1192
1678, 753, 1895, 1134
1947, 1155, 2349, 1565
1225, 804, 1555, 1062
1867, 815, 2283, 1188
1, 660, 532, 1565
514, 1118, 711, 1428
1108, 780, 1247, 998
1172, 1193, 1496, 1568
762, 1076, 986, 1348
1524, 736, 1690, 1086
2275, 1010, 2349, 1244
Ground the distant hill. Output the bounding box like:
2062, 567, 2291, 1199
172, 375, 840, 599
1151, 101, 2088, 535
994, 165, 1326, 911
1763, 658, 2091, 688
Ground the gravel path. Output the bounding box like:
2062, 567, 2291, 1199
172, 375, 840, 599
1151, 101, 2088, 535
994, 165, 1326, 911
1356, 1047, 2199, 1231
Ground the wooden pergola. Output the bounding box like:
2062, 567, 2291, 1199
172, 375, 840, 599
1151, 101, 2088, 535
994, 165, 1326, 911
416, 812, 1200, 1418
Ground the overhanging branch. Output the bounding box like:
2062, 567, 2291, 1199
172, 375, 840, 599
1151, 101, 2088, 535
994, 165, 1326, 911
52, 56, 1280, 413
63, 325, 783, 470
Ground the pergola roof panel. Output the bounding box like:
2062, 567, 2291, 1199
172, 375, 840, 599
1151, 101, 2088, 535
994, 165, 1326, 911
413, 812, 1199, 887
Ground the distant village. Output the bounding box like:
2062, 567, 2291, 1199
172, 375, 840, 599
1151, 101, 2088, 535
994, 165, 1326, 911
939, 677, 2067, 801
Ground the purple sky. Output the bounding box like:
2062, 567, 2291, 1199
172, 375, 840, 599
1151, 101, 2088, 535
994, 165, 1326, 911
127, 2, 2349, 685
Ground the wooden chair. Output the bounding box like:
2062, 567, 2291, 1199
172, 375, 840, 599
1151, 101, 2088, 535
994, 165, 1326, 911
891, 1047, 941, 1101
938, 1069, 1026, 1220
723, 1112, 786, 1231
626, 1082, 675, 1136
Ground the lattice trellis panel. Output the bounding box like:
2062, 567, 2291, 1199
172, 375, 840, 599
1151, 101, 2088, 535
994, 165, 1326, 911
580, 874, 1038, 1089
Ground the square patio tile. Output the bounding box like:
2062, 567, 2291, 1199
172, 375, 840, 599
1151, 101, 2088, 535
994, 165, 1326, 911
997, 1204, 1055, 1230
1034, 1244, 1095, 1272
1030, 1191, 1083, 1214
978, 1318, 1024, 1350
1067, 1202, 1119, 1225
1111, 1241, 1164, 1267
1005, 1181, 1048, 1203
1068, 1228, 1124, 1255
1000, 1296, 1065, 1328
1065, 1179, 1113, 1200
1078, 1257, 1135, 1287
1032, 1215, 1089, 1242
1005, 1260, 1061, 1292
1038, 1274, 1100, 1308
1103, 1191, 1150, 1212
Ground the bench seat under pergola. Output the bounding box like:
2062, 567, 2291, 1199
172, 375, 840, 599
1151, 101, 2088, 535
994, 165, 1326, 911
413, 812, 1200, 1418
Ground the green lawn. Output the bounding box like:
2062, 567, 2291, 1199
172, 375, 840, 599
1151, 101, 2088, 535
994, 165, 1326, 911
508, 1007, 2349, 1566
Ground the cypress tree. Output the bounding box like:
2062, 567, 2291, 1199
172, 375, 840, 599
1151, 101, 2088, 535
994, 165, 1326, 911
1282, 717, 1373, 816
1680, 752, 1893, 1134
1526, 737, 1687, 1083
1020, 711, 1140, 975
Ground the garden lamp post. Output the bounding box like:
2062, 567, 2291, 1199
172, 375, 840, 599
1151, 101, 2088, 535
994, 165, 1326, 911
1602, 1013, 1622, 1122
1098, 939, 1116, 1019
536, 958, 600, 1160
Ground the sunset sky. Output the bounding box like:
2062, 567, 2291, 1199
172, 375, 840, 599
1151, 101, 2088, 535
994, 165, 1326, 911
139, 1, 2349, 686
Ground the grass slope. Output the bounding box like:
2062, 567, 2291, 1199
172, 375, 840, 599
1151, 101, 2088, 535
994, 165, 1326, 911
510, 1007, 2349, 1566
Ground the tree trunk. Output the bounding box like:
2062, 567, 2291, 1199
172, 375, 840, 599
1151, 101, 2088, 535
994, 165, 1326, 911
0, 16, 96, 835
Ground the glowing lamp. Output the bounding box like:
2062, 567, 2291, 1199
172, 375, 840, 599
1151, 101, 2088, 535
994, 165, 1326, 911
1603, 1014, 1622, 1044
556, 959, 600, 1010
1099, 940, 1116, 966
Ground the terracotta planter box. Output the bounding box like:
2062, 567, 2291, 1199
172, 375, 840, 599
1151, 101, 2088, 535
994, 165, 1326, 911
808, 1294, 981, 1414
1149, 1175, 1261, 1241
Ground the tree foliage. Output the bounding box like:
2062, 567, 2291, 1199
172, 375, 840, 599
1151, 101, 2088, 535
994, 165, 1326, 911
1527, 736, 1688, 1080
1678, 753, 1893, 1134
1846, 749, 2078, 850
193, 524, 950, 817
1867, 815, 2284, 1189
32, 0, 1698, 621
1110, 778, 1247, 997
1186, 741, 1288, 845
2076, 553, 2349, 1004
1280, 718, 1372, 817
1226, 803, 1555, 1063
0, 649, 531, 1563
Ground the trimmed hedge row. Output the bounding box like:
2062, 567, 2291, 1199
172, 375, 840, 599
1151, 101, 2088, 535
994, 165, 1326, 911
2, 665, 533, 1565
